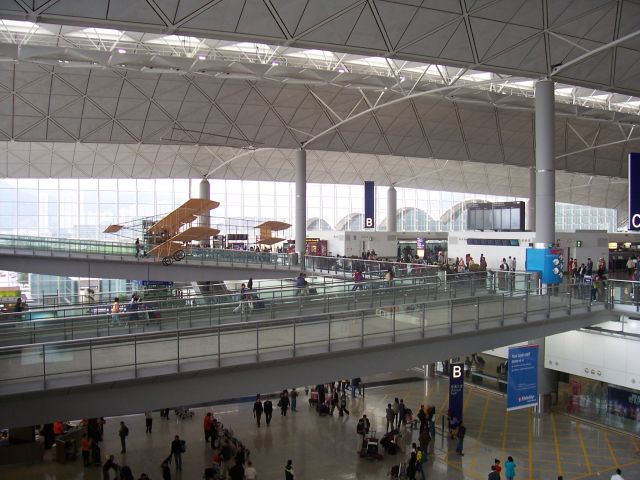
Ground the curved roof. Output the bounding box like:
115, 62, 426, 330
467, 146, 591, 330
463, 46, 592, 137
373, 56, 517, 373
2, 0, 640, 97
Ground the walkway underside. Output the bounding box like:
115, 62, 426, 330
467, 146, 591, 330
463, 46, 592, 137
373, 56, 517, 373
0, 302, 612, 427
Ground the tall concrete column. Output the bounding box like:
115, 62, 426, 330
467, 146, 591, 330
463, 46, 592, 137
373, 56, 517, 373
387, 186, 397, 232
532, 79, 556, 415
534, 79, 555, 245
527, 167, 536, 231
199, 178, 211, 247
295, 149, 307, 262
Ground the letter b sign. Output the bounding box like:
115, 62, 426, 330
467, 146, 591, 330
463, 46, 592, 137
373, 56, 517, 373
452, 365, 462, 378
365, 217, 374, 228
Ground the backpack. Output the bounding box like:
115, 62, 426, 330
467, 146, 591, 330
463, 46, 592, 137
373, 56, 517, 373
357, 419, 365, 434
180, 440, 186, 453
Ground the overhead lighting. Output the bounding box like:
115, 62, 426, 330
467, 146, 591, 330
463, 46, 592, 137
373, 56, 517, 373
337, 68, 345, 73
198, 55, 206, 60
271, 61, 279, 66
399, 76, 405, 82
117, 48, 126, 54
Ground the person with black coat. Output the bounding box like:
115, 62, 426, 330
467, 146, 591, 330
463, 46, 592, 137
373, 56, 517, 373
279, 390, 290, 416
264, 399, 274, 426
253, 395, 263, 427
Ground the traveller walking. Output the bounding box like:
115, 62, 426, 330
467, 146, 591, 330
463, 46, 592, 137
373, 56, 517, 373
406, 451, 417, 480
161, 460, 171, 480
493, 459, 502, 477
144, 411, 153, 433
170, 435, 183, 471
102, 455, 119, 480
455, 421, 466, 455
245, 460, 258, 479
398, 399, 406, 429
504, 456, 516, 480
135, 238, 141, 258
290, 388, 298, 412
611, 468, 624, 480
488, 465, 500, 480
338, 391, 350, 416
129, 294, 140, 322
253, 395, 263, 427
418, 428, 430, 453
264, 398, 273, 426
279, 389, 290, 416
111, 297, 121, 327
416, 448, 426, 480
118, 421, 129, 453
284, 459, 295, 480
392, 398, 400, 429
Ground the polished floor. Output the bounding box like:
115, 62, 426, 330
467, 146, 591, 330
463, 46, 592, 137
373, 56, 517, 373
1, 375, 639, 479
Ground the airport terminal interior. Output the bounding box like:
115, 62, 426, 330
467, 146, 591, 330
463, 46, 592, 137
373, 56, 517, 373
0, 1, 640, 479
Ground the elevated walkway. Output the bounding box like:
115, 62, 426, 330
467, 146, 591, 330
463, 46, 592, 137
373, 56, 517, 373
0, 234, 435, 281
0, 281, 614, 427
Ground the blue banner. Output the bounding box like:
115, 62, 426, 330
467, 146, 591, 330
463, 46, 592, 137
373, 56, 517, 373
449, 362, 464, 422
507, 345, 539, 411
364, 181, 375, 229
607, 385, 640, 421
630, 153, 640, 231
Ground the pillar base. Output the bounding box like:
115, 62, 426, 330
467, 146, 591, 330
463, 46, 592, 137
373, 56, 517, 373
533, 393, 552, 415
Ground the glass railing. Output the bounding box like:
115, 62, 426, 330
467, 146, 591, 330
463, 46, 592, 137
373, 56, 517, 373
0, 271, 511, 346
605, 279, 640, 312
0, 280, 594, 395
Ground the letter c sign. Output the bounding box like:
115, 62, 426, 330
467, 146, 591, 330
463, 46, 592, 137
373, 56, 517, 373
633, 213, 640, 230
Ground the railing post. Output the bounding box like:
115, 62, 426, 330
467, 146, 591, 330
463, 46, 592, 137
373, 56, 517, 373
567, 287, 572, 315
449, 300, 453, 334
293, 316, 296, 357
177, 330, 180, 372
392, 307, 396, 343
361, 311, 365, 348
217, 325, 221, 367
524, 288, 528, 322
256, 321, 259, 362
475, 300, 480, 330
89, 340, 93, 384
134, 336, 138, 378
42, 344, 46, 389
546, 291, 551, 318
501, 294, 505, 327
328, 315, 332, 352
421, 303, 426, 338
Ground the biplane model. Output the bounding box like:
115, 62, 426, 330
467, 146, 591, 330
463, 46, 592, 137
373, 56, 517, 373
105, 198, 220, 266
255, 221, 291, 246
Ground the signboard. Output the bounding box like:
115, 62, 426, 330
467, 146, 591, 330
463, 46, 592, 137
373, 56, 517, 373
416, 237, 425, 249
507, 345, 539, 411
449, 362, 464, 422
364, 181, 375, 229
607, 385, 640, 420
630, 153, 640, 231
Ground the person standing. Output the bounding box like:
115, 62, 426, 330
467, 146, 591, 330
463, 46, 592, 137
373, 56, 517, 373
406, 451, 417, 480
203, 412, 213, 442
504, 456, 516, 480
170, 435, 183, 471
245, 460, 258, 480
264, 398, 273, 426
611, 468, 624, 480
398, 399, 406, 429
111, 297, 121, 327
247, 277, 253, 291
284, 459, 295, 480
81, 433, 91, 467
386, 404, 395, 432
118, 421, 129, 453
135, 238, 141, 258
161, 460, 171, 480
144, 411, 153, 434
253, 395, 263, 427
455, 421, 466, 456
392, 398, 400, 429
488, 465, 500, 480
290, 388, 298, 412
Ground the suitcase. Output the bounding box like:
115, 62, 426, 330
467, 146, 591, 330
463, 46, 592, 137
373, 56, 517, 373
366, 438, 379, 455
317, 404, 330, 416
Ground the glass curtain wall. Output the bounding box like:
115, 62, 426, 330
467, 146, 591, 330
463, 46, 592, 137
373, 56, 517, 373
0, 178, 617, 238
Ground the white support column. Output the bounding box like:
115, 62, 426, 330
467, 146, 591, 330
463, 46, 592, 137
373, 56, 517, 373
534, 79, 555, 245
533, 79, 556, 415
387, 186, 397, 232
527, 167, 536, 231
295, 149, 307, 263
199, 178, 211, 247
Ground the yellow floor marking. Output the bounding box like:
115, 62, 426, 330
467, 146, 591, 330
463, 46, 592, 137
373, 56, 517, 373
469, 396, 490, 473
569, 459, 640, 480
605, 432, 619, 467
575, 423, 592, 475
528, 408, 533, 480
632, 436, 640, 454
500, 409, 509, 461
550, 413, 564, 479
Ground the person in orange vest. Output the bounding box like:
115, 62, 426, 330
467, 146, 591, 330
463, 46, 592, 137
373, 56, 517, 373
81, 433, 91, 467
53, 421, 65, 436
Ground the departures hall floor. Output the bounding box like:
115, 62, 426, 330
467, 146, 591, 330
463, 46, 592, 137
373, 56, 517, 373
2, 376, 639, 480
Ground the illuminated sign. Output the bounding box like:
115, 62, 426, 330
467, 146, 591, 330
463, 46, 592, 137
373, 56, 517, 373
630, 153, 640, 231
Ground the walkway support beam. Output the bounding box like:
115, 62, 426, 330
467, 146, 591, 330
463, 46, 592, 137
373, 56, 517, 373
387, 186, 397, 232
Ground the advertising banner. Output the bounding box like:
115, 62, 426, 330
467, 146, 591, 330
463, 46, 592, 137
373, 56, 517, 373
630, 153, 640, 231
364, 181, 375, 229
507, 345, 539, 411
449, 362, 464, 422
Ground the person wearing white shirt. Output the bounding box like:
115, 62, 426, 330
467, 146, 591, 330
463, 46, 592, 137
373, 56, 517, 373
611, 468, 624, 480
245, 460, 258, 479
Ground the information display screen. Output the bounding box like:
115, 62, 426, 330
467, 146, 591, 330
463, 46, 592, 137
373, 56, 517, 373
467, 201, 525, 231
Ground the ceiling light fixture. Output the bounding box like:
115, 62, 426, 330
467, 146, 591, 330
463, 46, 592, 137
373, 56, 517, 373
117, 48, 126, 54
198, 55, 206, 60
338, 68, 345, 73
271, 61, 279, 66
